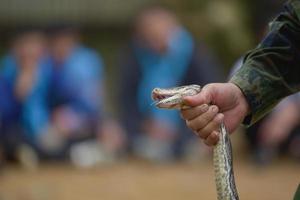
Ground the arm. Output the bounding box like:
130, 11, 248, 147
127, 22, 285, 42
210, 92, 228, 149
231, 0, 300, 125
181, 0, 300, 146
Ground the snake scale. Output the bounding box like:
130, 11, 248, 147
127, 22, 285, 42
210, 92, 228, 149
152, 84, 239, 200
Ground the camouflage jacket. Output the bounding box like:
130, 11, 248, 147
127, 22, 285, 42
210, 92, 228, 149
230, 0, 300, 125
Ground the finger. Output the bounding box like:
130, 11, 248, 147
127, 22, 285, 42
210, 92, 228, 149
186, 105, 219, 131
197, 113, 223, 140
180, 104, 209, 120
204, 131, 219, 146
183, 84, 213, 107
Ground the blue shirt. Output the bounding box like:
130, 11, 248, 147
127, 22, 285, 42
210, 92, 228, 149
0, 54, 51, 139
48, 46, 104, 119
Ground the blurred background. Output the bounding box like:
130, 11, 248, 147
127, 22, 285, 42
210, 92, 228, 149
0, 0, 299, 200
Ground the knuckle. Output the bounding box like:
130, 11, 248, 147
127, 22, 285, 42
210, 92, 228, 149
198, 116, 210, 129
198, 104, 209, 113
195, 117, 207, 130
202, 108, 217, 122
182, 105, 209, 120
189, 117, 204, 131
201, 115, 210, 125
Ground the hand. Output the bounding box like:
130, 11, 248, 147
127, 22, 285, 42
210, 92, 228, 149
180, 83, 249, 146
52, 107, 83, 136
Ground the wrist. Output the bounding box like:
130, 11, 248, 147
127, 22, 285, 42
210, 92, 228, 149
229, 82, 250, 118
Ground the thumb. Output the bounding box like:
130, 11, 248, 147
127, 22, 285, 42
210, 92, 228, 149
183, 85, 212, 106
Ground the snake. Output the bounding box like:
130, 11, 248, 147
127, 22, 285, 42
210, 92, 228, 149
152, 84, 239, 200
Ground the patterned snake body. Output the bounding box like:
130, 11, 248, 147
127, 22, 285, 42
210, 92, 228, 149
152, 85, 239, 200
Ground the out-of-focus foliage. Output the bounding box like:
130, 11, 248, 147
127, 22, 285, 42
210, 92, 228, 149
0, 0, 284, 70
162, 0, 254, 68
162, 0, 254, 69
0, 0, 150, 25
0, 0, 285, 113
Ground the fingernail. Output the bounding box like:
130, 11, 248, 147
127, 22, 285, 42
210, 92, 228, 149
211, 105, 218, 112
201, 104, 208, 112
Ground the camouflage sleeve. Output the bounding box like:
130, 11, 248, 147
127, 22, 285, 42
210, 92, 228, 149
230, 0, 300, 125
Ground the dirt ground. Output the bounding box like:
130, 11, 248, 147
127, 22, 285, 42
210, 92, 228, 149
0, 132, 299, 200
0, 158, 299, 200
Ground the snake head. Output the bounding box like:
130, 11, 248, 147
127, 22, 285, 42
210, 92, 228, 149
151, 84, 201, 109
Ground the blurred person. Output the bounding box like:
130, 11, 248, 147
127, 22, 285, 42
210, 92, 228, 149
257, 96, 300, 161
118, 7, 223, 162
0, 27, 49, 168
46, 24, 126, 166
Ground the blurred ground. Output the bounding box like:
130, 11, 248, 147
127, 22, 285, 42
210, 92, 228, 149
0, 131, 299, 200
0, 158, 298, 200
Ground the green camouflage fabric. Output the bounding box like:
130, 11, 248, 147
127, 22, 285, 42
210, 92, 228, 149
294, 184, 300, 200
230, 0, 300, 125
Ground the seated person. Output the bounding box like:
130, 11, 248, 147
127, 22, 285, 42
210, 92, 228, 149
0, 27, 50, 166
46, 24, 125, 165
117, 7, 223, 162
257, 95, 300, 161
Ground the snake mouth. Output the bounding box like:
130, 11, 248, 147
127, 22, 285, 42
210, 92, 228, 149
152, 93, 173, 106
151, 85, 201, 109
152, 91, 182, 109
152, 93, 172, 102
